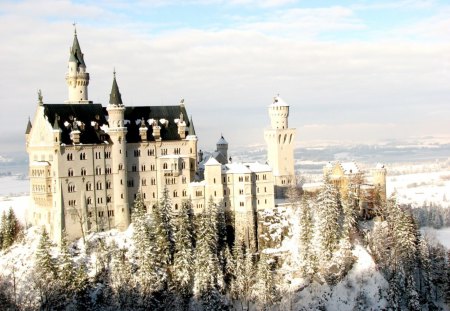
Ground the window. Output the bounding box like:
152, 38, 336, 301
148, 149, 154, 156
106, 180, 112, 189
68, 168, 74, 177
127, 179, 134, 187
68, 183, 75, 193
175, 204, 179, 210
132, 165, 137, 172
150, 164, 155, 171
142, 178, 147, 186
173, 190, 178, 197
161, 149, 167, 155
68, 199, 76, 206
151, 178, 156, 185
182, 176, 187, 184
141, 164, 146, 171
96, 181, 103, 190
181, 161, 186, 169
182, 190, 187, 197
105, 166, 112, 174
87, 197, 92, 205
239, 176, 243, 182
97, 197, 103, 204
81, 168, 86, 176
86, 182, 92, 191
119, 164, 123, 171
79, 153, 86, 160
104, 151, 111, 159
95, 167, 102, 175
163, 163, 168, 169
107, 196, 112, 203
98, 211, 104, 218
174, 148, 181, 154
108, 210, 114, 217
67, 153, 73, 161
239, 189, 244, 195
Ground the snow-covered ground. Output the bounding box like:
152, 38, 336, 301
0, 174, 29, 196
387, 170, 450, 208
421, 227, 450, 249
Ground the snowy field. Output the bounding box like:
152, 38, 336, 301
387, 170, 450, 208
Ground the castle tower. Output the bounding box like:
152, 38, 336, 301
65, 27, 91, 104
264, 95, 296, 198
371, 163, 387, 201
216, 135, 228, 164
106, 72, 130, 230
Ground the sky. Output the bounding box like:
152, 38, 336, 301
1, 0, 450, 154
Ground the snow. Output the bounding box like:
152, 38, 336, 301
204, 157, 220, 166
421, 227, 450, 249
0, 196, 29, 224
340, 161, 360, 174
0, 175, 29, 196
271, 95, 288, 106
387, 170, 450, 208
217, 136, 228, 145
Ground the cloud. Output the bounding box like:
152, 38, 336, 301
0, 0, 449, 151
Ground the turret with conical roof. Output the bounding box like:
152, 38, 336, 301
65, 26, 90, 104
216, 134, 228, 163
106, 71, 130, 230
109, 71, 123, 106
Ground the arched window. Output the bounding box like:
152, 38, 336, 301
96, 181, 103, 190
95, 166, 102, 175
68, 168, 73, 177
87, 197, 92, 205
86, 182, 92, 191
163, 163, 168, 169
81, 168, 86, 176
68, 183, 75, 193
173, 190, 178, 197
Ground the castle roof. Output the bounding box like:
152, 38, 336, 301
204, 157, 221, 166
69, 31, 85, 67
109, 73, 123, 106
43, 104, 109, 145
271, 95, 288, 107
217, 135, 228, 145
25, 118, 32, 134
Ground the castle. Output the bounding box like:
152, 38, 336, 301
25, 29, 385, 248
25, 29, 297, 248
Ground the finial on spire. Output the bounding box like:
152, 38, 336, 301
113, 67, 116, 78
73, 22, 77, 35
38, 89, 43, 105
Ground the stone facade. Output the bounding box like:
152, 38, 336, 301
26, 30, 291, 248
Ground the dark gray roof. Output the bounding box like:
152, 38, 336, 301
109, 74, 123, 106
69, 33, 85, 67
188, 116, 196, 136
25, 118, 32, 134
43, 104, 109, 145
42, 103, 194, 145
117, 105, 192, 143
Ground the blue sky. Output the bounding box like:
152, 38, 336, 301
1, 0, 450, 153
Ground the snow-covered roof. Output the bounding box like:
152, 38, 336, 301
189, 180, 206, 186
223, 163, 252, 174
217, 135, 228, 145
204, 157, 221, 166
302, 182, 323, 192
243, 162, 272, 173
340, 162, 360, 174
375, 163, 385, 169
270, 95, 289, 107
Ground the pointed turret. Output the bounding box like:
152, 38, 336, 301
53, 114, 60, 130
188, 116, 196, 136
66, 25, 90, 104
109, 71, 123, 106
25, 118, 32, 134
69, 28, 86, 67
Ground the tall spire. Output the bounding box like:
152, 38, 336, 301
69, 23, 85, 66
109, 70, 123, 106
25, 117, 32, 134
188, 116, 196, 135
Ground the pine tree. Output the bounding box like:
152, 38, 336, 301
193, 203, 225, 309
298, 195, 315, 279
34, 228, 59, 309
109, 242, 136, 309
172, 199, 194, 301
0, 211, 8, 249
159, 186, 175, 260
230, 241, 254, 311
316, 178, 341, 262
252, 254, 278, 310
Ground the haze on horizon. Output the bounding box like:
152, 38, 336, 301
1, 0, 449, 154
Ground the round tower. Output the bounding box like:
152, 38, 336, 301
371, 163, 387, 200
106, 72, 130, 230
216, 135, 228, 163
268, 96, 289, 129
65, 27, 90, 104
